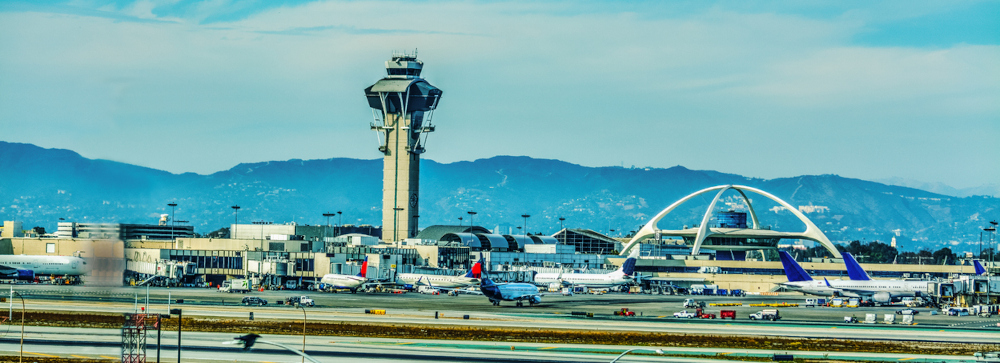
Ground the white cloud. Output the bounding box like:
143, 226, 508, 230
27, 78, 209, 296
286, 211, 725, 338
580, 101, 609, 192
0, 1, 996, 188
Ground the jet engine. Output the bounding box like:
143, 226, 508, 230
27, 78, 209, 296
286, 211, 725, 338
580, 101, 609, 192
530, 296, 542, 305
873, 292, 891, 303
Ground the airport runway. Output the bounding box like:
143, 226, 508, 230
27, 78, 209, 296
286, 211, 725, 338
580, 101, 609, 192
3, 284, 999, 345
0, 326, 981, 363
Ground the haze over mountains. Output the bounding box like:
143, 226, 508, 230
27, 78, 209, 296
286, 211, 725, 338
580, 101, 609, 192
0, 141, 995, 252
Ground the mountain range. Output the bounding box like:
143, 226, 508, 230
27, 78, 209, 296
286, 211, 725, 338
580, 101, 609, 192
0, 141, 996, 252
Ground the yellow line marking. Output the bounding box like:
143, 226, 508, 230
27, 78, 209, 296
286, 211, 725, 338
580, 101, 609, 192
26, 352, 59, 357
70, 355, 88, 359
539, 347, 557, 350
899, 358, 917, 361
100, 356, 118, 359
831, 327, 837, 329
396, 342, 415, 345
718, 352, 732, 355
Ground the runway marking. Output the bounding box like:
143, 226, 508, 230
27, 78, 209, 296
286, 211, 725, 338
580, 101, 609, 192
395, 342, 415, 345
539, 347, 557, 350
899, 358, 917, 361
100, 356, 118, 359
26, 351, 59, 357
70, 355, 88, 359
718, 352, 732, 355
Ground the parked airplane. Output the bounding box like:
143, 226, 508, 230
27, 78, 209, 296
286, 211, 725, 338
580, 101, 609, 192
533, 257, 637, 289
778, 251, 929, 304
0, 255, 90, 278
318, 257, 368, 293
479, 268, 543, 307
397, 261, 481, 288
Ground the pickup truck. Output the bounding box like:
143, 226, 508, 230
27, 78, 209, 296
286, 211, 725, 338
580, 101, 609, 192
895, 309, 919, 315
683, 299, 705, 308
673, 310, 698, 318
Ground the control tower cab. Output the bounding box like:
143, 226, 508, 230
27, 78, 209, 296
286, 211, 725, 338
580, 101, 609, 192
364, 52, 443, 242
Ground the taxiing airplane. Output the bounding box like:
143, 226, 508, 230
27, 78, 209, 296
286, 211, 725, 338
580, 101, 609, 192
397, 261, 481, 288
0, 255, 90, 278
318, 256, 368, 293
533, 257, 637, 289
479, 268, 544, 307
778, 251, 929, 304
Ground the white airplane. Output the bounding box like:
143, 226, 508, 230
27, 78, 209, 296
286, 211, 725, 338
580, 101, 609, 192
397, 261, 481, 288
0, 255, 90, 278
318, 257, 368, 293
533, 257, 637, 289
778, 251, 929, 304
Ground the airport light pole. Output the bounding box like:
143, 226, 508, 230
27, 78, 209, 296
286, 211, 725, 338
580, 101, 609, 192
168, 203, 177, 240
13, 291, 23, 363
337, 211, 342, 231
170, 308, 182, 362
296, 306, 307, 363
986, 222, 997, 305
609, 348, 664, 362
231, 205, 241, 239
521, 214, 530, 237
467, 211, 477, 228
559, 217, 566, 244
457, 216, 463, 227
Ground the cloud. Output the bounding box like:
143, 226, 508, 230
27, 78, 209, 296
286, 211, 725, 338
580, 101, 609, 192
0, 1, 996, 189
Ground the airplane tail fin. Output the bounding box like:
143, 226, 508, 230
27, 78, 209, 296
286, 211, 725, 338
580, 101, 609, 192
842, 252, 871, 281
778, 251, 813, 282
620, 257, 637, 276
974, 260, 987, 275
465, 260, 482, 278
357, 256, 368, 278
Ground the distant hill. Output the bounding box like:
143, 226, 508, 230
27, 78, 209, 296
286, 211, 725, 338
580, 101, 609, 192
0, 141, 995, 252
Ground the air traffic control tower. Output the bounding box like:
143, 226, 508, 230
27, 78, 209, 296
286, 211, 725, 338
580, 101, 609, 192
364, 52, 443, 242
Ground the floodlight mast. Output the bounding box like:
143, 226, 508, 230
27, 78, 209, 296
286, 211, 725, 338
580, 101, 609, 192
365, 51, 443, 242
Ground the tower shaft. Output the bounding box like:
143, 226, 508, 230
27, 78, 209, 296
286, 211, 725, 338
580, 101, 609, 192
382, 113, 420, 242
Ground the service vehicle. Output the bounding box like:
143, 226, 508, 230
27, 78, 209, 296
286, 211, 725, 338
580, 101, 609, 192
283, 295, 315, 307
673, 310, 698, 318
614, 308, 636, 317
241, 296, 267, 306
418, 285, 441, 295
895, 309, 919, 315
683, 299, 705, 308
844, 315, 858, 323
219, 279, 251, 293
749, 309, 780, 321
698, 312, 716, 319
804, 298, 827, 307
720, 310, 736, 320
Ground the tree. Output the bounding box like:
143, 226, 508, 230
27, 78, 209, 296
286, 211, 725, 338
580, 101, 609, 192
932, 247, 957, 265
31, 226, 46, 235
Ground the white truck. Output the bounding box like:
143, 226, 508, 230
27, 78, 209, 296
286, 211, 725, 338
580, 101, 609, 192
673, 310, 698, 318
749, 309, 780, 321
283, 295, 315, 307
219, 279, 251, 293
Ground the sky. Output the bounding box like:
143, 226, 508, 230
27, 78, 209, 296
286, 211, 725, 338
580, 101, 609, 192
0, 0, 998, 189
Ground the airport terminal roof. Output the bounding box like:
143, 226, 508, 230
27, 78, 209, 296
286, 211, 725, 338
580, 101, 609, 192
416, 225, 492, 242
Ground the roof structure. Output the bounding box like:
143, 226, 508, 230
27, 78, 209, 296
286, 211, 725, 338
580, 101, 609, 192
415, 225, 492, 242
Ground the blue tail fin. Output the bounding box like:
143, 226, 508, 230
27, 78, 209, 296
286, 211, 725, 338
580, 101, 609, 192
842, 252, 871, 281
974, 260, 987, 275
778, 251, 813, 282
620, 257, 637, 276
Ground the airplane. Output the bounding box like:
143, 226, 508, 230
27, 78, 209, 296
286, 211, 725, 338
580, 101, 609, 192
478, 261, 546, 307
533, 257, 637, 289
778, 251, 929, 304
0, 254, 90, 279
397, 261, 481, 288
318, 256, 368, 293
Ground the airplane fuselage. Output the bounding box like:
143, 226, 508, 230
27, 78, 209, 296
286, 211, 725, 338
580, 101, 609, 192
782, 279, 930, 299
398, 274, 479, 288
319, 274, 366, 290
533, 272, 631, 289
0, 255, 90, 276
